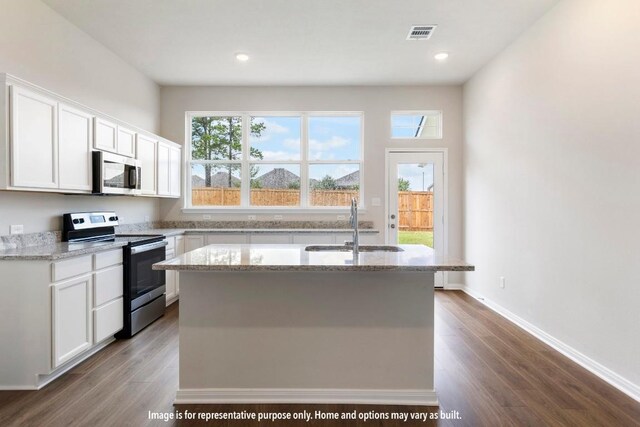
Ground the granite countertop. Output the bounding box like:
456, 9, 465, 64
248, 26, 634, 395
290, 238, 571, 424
153, 244, 474, 272
134, 228, 379, 236
0, 240, 129, 261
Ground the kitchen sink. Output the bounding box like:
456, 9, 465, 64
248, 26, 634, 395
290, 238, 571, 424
304, 245, 405, 252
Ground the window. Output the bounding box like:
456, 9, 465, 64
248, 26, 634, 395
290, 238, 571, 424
187, 112, 362, 209
391, 111, 442, 139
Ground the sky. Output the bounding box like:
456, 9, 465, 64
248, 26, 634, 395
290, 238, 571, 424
192, 115, 361, 182
397, 163, 434, 192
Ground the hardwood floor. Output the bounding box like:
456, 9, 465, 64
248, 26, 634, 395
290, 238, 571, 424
0, 291, 638, 426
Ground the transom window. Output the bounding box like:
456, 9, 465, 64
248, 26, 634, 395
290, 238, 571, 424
187, 112, 363, 209
391, 111, 442, 139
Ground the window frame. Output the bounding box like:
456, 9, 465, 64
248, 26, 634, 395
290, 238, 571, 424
390, 110, 443, 140
184, 111, 364, 212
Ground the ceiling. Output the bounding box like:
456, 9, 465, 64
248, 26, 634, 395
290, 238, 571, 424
42, 0, 559, 86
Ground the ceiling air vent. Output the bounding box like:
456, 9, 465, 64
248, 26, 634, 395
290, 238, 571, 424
407, 25, 437, 40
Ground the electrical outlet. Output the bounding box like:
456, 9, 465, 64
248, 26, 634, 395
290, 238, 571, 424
274, 215, 283, 220
371, 197, 381, 207
248, 215, 257, 220
144, 215, 150, 222
10, 225, 24, 235
499, 276, 505, 289
337, 215, 346, 220
203, 215, 212, 220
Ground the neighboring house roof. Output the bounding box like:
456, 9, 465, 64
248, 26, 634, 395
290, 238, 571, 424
193, 171, 240, 188
255, 168, 300, 189
334, 170, 359, 188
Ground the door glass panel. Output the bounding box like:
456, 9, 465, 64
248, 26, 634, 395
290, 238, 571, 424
396, 163, 434, 249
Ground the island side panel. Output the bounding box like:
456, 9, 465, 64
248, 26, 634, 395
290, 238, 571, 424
178, 270, 435, 404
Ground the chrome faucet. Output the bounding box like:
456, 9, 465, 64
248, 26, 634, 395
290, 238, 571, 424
350, 197, 359, 255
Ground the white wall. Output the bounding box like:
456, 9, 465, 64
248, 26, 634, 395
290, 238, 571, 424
0, 0, 161, 234
160, 85, 465, 281
464, 0, 640, 396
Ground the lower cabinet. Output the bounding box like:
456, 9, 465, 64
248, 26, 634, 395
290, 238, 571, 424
165, 235, 185, 305
52, 274, 92, 368
93, 298, 123, 343
51, 249, 124, 369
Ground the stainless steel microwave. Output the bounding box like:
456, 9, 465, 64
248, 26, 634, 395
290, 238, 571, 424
92, 151, 141, 195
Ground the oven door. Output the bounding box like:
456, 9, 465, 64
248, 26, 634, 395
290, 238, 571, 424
129, 240, 167, 310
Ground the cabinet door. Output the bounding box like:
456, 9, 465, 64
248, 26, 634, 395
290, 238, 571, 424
94, 298, 123, 343
136, 134, 157, 195
169, 146, 181, 197
206, 234, 247, 245
250, 233, 291, 244
184, 235, 205, 252
10, 86, 58, 189
174, 236, 184, 296
94, 117, 117, 153
58, 103, 92, 192
157, 142, 170, 196
52, 274, 92, 367
165, 248, 177, 303
292, 234, 334, 245
117, 126, 136, 158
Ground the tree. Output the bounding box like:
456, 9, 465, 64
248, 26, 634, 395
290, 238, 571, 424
398, 177, 411, 191
191, 117, 266, 187
314, 175, 337, 190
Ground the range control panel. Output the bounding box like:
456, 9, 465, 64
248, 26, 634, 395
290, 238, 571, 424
64, 211, 119, 230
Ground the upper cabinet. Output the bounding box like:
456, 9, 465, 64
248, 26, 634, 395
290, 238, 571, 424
157, 140, 181, 198
10, 86, 58, 189
136, 134, 158, 196
116, 126, 136, 158
59, 103, 92, 192
94, 118, 136, 158
0, 74, 180, 197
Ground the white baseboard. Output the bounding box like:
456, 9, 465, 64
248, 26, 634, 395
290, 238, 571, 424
461, 286, 640, 403
175, 388, 438, 406
443, 282, 465, 290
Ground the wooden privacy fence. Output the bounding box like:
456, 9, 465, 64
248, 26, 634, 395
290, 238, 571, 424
191, 188, 433, 231
398, 191, 433, 231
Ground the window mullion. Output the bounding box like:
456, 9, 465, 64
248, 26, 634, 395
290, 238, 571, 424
241, 114, 250, 208
300, 113, 309, 208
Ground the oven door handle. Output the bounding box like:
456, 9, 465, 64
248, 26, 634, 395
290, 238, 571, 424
130, 240, 168, 254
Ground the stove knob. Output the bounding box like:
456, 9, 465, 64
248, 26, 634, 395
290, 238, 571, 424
109, 216, 117, 221
72, 219, 80, 224
79, 218, 85, 224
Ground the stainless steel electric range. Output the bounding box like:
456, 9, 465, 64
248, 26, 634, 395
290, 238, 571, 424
62, 211, 167, 338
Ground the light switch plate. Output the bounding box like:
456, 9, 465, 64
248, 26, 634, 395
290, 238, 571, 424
144, 215, 150, 222
10, 225, 24, 235
371, 197, 381, 206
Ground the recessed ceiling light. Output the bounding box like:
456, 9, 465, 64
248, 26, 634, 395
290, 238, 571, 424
235, 53, 249, 62
434, 52, 449, 61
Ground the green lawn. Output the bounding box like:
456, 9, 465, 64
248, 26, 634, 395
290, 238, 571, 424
398, 230, 433, 248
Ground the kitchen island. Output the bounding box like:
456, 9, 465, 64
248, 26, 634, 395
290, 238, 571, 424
153, 244, 473, 406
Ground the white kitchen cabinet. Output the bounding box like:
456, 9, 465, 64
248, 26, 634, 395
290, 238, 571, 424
249, 233, 291, 244
157, 140, 181, 198
58, 103, 92, 192
184, 235, 205, 252
292, 234, 335, 245
165, 245, 177, 303
94, 117, 117, 153
117, 126, 136, 158
136, 134, 158, 195
10, 86, 58, 189
169, 145, 181, 197
51, 274, 92, 368
206, 234, 248, 245
93, 298, 123, 343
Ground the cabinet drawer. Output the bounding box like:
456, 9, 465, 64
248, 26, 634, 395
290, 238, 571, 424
165, 236, 175, 251
94, 249, 123, 270
94, 265, 123, 307
52, 255, 92, 282
94, 298, 123, 343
